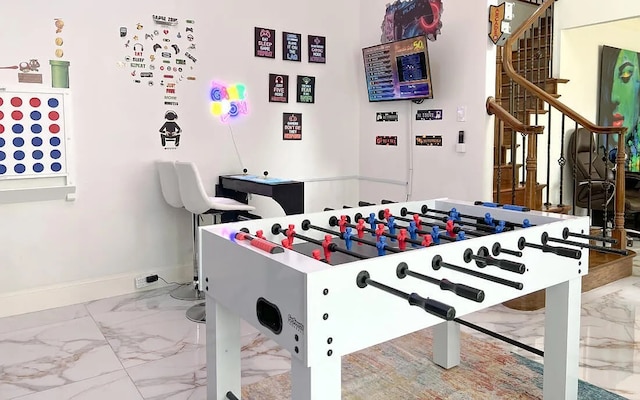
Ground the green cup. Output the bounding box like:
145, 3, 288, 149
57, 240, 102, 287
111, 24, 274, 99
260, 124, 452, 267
50, 60, 70, 88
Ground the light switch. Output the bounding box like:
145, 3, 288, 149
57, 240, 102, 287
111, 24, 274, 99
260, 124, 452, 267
456, 106, 466, 122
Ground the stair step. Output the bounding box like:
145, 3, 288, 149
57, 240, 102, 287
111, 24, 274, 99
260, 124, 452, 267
493, 183, 547, 210
541, 204, 572, 214
493, 164, 523, 188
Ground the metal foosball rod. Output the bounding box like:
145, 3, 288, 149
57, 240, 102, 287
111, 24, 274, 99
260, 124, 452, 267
517, 237, 582, 259
431, 255, 524, 290
562, 227, 617, 244
391, 209, 491, 237
395, 262, 485, 303
463, 246, 526, 274
399, 208, 503, 234
419, 204, 533, 229
356, 270, 456, 321
301, 219, 402, 254
354, 212, 463, 243
541, 232, 628, 256
492, 242, 523, 257
329, 215, 426, 249
271, 223, 367, 262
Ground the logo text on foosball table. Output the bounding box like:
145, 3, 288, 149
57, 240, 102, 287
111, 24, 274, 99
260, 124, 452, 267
288, 314, 305, 333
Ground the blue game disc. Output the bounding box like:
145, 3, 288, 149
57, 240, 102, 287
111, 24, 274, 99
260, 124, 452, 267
48, 98, 59, 108
13, 151, 25, 160
32, 150, 43, 159
13, 137, 24, 147
30, 111, 41, 120
51, 162, 62, 172
50, 150, 61, 159
33, 163, 44, 173
12, 124, 23, 134
32, 137, 43, 147
14, 163, 25, 173
0, 137, 4, 147
0, 164, 5, 174
0, 151, 5, 161
31, 124, 42, 134
50, 137, 61, 146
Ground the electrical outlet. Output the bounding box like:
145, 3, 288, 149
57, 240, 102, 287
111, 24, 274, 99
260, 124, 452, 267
135, 273, 157, 289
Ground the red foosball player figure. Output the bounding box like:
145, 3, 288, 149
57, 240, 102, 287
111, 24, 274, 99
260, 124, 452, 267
281, 238, 293, 250
397, 228, 408, 250
338, 215, 348, 234
322, 235, 333, 263
356, 219, 366, 245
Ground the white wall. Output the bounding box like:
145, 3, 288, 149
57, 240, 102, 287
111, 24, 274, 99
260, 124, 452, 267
357, 0, 497, 204
0, 0, 361, 316
553, 0, 640, 77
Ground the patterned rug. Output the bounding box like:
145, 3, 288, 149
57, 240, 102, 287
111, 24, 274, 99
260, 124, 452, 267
242, 328, 626, 399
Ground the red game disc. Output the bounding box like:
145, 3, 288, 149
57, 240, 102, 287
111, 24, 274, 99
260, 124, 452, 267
49, 124, 60, 134
30, 98, 41, 107
11, 111, 23, 120
48, 111, 59, 121
10, 97, 22, 107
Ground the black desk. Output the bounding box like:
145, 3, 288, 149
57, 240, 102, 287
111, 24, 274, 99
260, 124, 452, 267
216, 175, 304, 216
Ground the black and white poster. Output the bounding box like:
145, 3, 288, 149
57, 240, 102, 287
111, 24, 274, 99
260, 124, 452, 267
269, 74, 289, 103
308, 35, 326, 63
283, 32, 301, 62
376, 111, 398, 122
416, 109, 443, 120
296, 75, 315, 103
283, 112, 302, 140
254, 27, 275, 58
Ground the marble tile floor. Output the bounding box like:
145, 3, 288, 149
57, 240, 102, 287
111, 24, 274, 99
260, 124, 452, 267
0, 269, 638, 399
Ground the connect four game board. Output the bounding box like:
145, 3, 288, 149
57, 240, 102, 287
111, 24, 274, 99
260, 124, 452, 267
0, 91, 67, 178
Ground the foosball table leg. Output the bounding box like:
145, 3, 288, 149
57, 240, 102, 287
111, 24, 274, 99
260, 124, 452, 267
543, 277, 581, 400
206, 296, 241, 400
433, 320, 461, 369
291, 356, 341, 399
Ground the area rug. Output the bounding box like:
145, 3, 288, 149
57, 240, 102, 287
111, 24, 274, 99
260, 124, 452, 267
242, 328, 626, 399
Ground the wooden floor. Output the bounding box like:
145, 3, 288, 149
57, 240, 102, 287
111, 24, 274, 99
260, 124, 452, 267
503, 248, 635, 311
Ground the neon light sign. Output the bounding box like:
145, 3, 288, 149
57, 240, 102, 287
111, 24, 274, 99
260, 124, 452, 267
210, 81, 249, 123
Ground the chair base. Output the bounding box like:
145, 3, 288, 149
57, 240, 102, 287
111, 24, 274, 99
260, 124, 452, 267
170, 283, 205, 301
186, 302, 206, 323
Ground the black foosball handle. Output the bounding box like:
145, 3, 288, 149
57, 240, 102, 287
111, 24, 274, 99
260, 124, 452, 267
358, 201, 375, 206
439, 279, 485, 303
226, 391, 239, 400
408, 293, 456, 321
381, 199, 396, 204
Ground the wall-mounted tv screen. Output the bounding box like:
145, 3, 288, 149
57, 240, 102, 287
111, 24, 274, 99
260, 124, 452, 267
362, 35, 433, 102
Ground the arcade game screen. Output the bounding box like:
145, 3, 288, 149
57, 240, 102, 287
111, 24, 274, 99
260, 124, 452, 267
363, 35, 433, 102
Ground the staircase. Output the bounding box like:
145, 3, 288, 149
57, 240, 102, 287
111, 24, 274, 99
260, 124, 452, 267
493, 11, 568, 213
488, 0, 634, 310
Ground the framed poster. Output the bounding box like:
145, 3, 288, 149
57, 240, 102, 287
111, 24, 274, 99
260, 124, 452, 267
254, 27, 275, 58
308, 35, 326, 63
296, 75, 315, 103
282, 32, 302, 62
269, 74, 289, 103
283, 112, 302, 140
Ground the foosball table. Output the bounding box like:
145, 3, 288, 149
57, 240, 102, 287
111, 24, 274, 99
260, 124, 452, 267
200, 198, 595, 399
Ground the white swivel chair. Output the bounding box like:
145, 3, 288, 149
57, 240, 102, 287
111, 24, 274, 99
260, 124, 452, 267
174, 161, 255, 323
156, 160, 205, 302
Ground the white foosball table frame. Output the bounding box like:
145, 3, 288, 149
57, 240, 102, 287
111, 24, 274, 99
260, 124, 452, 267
200, 198, 589, 399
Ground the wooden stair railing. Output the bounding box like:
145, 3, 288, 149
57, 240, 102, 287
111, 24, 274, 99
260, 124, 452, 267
495, 0, 627, 249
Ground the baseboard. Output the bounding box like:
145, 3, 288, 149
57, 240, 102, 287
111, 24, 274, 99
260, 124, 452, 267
0, 265, 192, 319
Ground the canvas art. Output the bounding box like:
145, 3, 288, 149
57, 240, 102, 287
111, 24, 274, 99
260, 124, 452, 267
380, 0, 443, 43
598, 45, 640, 172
